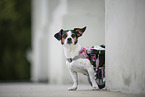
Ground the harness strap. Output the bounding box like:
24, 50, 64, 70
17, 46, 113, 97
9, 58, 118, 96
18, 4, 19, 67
67, 47, 88, 63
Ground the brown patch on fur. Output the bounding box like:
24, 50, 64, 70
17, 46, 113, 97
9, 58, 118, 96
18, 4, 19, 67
73, 37, 77, 44
61, 38, 65, 44
61, 33, 68, 44
71, 33, 78, 44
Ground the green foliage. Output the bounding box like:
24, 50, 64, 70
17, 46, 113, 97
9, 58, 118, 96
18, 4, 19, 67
0, 0, 31, 80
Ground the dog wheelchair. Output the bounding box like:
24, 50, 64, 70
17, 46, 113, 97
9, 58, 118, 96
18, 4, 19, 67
86, 45, 105, 89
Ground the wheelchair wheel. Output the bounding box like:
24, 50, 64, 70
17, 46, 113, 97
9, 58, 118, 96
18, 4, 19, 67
88, 67, 105, 89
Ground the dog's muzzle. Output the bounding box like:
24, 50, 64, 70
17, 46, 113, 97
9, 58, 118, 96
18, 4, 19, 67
67, 38, 72, 44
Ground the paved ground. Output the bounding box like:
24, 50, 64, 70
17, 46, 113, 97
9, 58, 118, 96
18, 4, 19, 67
0, 83, 144, 97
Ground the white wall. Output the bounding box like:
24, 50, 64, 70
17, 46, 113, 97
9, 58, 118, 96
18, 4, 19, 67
105, 0, 145, 94
31, 0, 49, 82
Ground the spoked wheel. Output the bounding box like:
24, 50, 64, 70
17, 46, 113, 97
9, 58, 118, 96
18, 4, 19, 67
88, 67, 105, 89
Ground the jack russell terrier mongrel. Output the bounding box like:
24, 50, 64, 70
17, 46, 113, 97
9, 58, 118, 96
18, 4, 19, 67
54, 26, 105, 91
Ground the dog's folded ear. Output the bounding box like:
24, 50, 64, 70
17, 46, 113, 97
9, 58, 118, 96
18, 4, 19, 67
74, 26, 86, 37
54, 29, 63, 41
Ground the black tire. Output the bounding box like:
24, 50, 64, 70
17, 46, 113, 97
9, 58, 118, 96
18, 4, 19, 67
96, 79, 105, 89
88, 68, 105, 89
98, 83, 105, 89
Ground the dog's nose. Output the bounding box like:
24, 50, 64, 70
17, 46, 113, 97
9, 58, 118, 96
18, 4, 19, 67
67, 38, 72, 44
67, 38, 72, 41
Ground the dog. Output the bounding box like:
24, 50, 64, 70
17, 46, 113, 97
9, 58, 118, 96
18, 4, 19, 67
54, 26, 100, 91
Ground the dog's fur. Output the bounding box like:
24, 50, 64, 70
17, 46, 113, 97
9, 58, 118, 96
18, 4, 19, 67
54, 26, 98, 90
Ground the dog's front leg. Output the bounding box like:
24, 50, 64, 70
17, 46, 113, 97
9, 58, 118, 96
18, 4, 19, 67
68, 70, 78, 91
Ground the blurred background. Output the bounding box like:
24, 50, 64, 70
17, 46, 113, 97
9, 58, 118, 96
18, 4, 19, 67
0, 0, 31, 81
0, 0, 105, 83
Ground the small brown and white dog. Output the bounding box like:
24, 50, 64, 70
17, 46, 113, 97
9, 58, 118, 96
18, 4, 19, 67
54, 26, 99, 91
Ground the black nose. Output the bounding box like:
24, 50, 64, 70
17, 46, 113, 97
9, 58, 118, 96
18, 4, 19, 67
67, 38, 72, 41
67, 38, 72, 44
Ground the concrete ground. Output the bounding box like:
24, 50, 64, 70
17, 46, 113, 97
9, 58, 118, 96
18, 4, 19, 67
0, 83, 144, 97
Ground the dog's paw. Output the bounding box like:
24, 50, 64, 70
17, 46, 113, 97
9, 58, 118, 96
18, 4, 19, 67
68, 86, 77, 91
92, 85, 99, 90
93, 88, 99, 90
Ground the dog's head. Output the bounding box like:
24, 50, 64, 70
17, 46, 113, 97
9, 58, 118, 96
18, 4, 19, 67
54, 26, 86, 45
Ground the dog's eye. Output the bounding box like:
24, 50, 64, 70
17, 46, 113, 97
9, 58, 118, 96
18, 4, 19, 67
62, 34, 67, 38
71, 34, 76, 38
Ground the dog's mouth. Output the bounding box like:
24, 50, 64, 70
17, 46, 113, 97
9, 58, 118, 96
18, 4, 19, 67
67, 41, 72, 45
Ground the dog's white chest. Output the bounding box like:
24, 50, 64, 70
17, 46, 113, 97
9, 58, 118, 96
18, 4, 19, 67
66, 58, 91, 75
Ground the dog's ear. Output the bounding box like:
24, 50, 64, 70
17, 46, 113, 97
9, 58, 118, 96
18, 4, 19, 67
74, 26, 86, 37
54, 29, 63, 41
